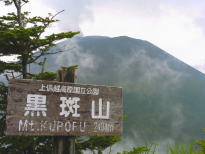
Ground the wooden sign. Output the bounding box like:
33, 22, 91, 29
6, 79, 123, 136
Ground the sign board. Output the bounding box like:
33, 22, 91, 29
6, 79, 123, 136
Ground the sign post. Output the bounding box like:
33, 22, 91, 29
6, 74, 123, 153
53, 68, 77, 154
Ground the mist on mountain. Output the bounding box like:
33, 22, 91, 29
31, 36, 205, 152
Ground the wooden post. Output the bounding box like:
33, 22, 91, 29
53, 68, 77, 154
53, 136, 75, 154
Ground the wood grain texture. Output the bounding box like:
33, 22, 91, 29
6, 79, 123, 136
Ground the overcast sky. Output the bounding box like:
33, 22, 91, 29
1, 0, 205, 73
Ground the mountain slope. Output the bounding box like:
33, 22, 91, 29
33, 36, 205, 148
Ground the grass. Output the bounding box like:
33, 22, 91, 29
117, 141, 204, 154
168, 142, 203, 154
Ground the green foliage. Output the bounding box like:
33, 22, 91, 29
0, 136, 53, 154
76, 136, 121, 154
0, 61, 21, 73
197, 140, 205, 153
33, 72, 57, 81
3, 0, 29, 6
169, 142, 203, 154
0, 12, 79, 56
116, 143, 158, 154
0, 82, 7, 137
61, 65, 79, 70
122, 115, 128, 120
197, 129, 205, 153
117, 146, 150, 154
116, 142, 204, 154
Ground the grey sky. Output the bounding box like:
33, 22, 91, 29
1, 0, 205, 72
42, 0, 93, 32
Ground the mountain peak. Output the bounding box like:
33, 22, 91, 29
32, 35, 205, 146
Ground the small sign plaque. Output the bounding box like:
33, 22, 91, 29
6, 79, 123, 136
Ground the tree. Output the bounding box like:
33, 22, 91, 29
0, 0, 79, 79
0, 0, 79, 153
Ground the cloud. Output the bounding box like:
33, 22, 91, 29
41, 0, 93, 32
55, 38, 96, 69
79, 0, 205, 73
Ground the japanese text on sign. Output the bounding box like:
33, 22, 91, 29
39, 84, 100, 95
6, 79, 123, 136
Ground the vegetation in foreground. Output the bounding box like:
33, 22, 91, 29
117, 140, 205, 154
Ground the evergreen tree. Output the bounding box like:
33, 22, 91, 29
0, 0, 79, 153
0, 0, 79, 79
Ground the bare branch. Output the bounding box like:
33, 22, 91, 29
21, 1, 26, 7
51, 10, 64, 20
12, 0, 19, 10
45, 50, 64, 55
29, 45, 76, 64
4, 74, 9, 81
11, 71, 15, 78
28, 50, 63, 64
36, 10, 65, 40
